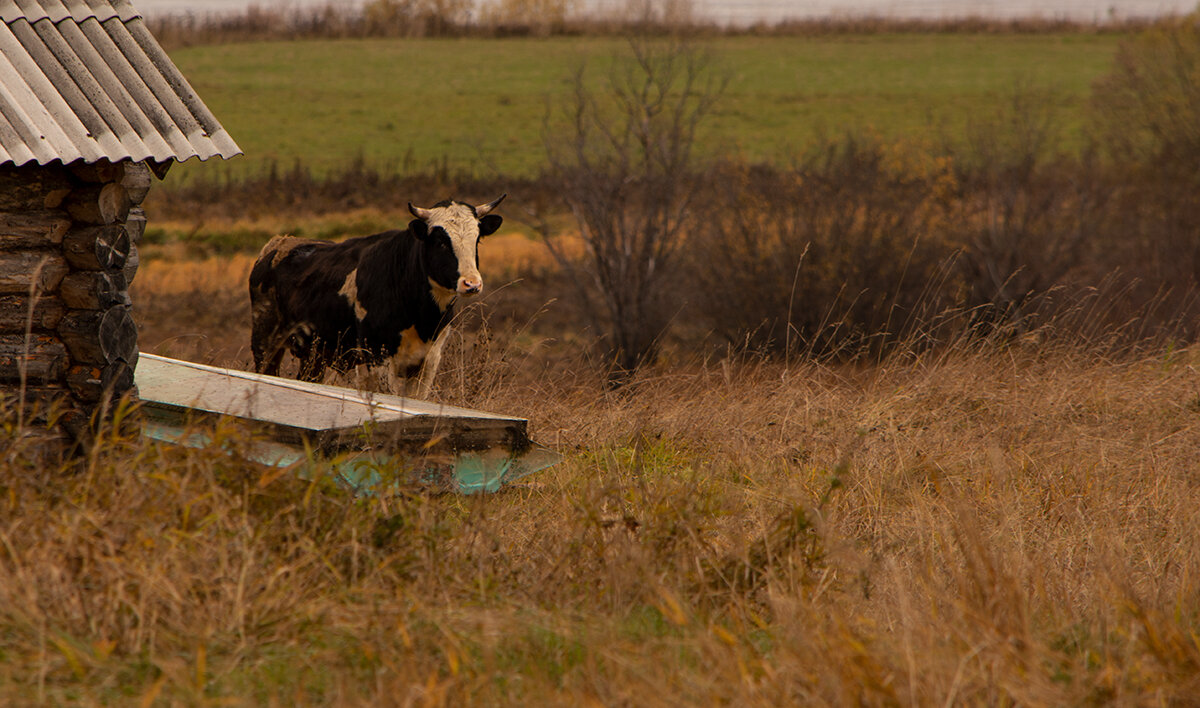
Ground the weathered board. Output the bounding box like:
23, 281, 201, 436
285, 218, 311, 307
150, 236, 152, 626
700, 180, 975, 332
135, 353, 531, 453
134, 354, 557, 493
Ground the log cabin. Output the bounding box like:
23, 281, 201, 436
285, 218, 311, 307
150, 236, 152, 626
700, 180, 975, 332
0, 0, 239, 444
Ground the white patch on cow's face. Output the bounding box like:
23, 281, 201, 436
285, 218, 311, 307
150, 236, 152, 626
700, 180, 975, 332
421, 202, 484, 296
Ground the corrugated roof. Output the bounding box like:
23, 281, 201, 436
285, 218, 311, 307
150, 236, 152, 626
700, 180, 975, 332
0, 0, 240, 167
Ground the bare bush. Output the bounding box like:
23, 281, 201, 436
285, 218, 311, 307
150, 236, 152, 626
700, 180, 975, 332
949, 82, 1105, 326
689, 137, 959, 359
1091, 15, 1200, 174
540, 37, 726, 378
1089, 17, 1200, 297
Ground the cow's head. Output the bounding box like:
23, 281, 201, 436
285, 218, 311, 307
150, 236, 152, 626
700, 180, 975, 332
408, 194, 505, 298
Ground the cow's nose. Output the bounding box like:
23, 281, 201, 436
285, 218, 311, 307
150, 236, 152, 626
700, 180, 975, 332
458, 278, 483, 295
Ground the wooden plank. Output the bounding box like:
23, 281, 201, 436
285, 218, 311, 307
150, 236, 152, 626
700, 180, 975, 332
0, 333, 67, 383
134, 354, 530, 453
0, 294, 66, 332
0, 210, 72, 250
0, 250, 68, 294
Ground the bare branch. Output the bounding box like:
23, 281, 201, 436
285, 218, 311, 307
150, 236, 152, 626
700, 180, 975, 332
541, 37, 725, 377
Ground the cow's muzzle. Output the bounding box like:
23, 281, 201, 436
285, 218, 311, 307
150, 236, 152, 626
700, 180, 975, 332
458, 277, 483, 295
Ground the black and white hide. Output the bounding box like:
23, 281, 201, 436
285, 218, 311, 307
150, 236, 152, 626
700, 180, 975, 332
248, 195, 505, 398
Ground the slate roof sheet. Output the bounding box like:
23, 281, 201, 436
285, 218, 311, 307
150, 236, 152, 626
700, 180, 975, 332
0, 0, 240, 166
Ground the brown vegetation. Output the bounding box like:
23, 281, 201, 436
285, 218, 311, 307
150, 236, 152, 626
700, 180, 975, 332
147, 123, 1200, 366
2, 301, 1198, 702
146, 20, 1200, 368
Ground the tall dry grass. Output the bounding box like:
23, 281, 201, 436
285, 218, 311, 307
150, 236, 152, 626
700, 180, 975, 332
3, 258, 1199, 704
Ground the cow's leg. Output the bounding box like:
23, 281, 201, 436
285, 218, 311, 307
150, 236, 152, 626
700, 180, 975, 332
413, 327, 450, 400
385, 356, 425, 398
347, 332, 372, 391
346, 343, 372, 391
251, 321, 288, 375
385, 359, 409, 398
258, 338, 287, 376
297, 345, 327, 382
250, 290, 284, 374
349, 362, 371, 390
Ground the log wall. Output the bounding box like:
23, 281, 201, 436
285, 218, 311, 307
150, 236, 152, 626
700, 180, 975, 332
0, 160, 149, 432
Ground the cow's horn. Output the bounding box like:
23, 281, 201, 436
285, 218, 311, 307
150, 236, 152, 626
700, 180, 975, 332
476, 194, 507, 216
408, 202, 432, 220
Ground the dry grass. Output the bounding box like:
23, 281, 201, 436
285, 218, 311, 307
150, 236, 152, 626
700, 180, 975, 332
3, 256, 1199, 704
131, 248, 258, 367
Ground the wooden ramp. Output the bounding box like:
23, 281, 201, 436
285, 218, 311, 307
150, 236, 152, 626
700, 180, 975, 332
134, 353, 556, 493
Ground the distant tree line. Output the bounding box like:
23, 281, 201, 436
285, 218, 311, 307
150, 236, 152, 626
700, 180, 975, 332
146, 0, 1168, 48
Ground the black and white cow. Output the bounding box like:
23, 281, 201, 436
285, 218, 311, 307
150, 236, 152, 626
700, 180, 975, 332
248, 195, 505, 397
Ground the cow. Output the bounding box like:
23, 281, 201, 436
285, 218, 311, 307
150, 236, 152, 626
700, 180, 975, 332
248, 195, 505, 398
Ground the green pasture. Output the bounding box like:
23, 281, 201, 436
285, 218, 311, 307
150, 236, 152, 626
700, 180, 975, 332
171, 34, 1124, 180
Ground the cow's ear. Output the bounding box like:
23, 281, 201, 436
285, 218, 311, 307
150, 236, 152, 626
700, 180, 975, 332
478, 214, 503, 238
409, 219, 430, 241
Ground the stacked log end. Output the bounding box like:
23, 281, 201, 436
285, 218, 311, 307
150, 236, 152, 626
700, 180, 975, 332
0, 160, 149, 441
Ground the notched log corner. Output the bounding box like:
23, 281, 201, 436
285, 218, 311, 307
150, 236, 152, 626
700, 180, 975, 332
63, 224, 131, 271
65, 183, 131, 226
125, 207, 146, 244
60, 271, 131, 310
68, 160, 126, 185
66, 359, 136, 403
58, 306, 138, 367
122, 163, 153, 206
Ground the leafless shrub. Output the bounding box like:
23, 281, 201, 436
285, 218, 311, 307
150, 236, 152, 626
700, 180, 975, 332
1089, 17, 1200, 298
948, 81, 1106, 327
688, 137, 959, 360
539, 37, 727, 379
684, 73, 1200, 361
1091, 15, 1200, 173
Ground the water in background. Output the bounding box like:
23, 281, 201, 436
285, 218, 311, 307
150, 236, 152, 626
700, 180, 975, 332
133, 0, 1196, 23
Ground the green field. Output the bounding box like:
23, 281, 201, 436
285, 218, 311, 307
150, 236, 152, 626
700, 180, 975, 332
170, 34, 1125, 180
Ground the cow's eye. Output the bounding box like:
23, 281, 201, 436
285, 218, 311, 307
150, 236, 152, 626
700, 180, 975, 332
430, 227, 452, 248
